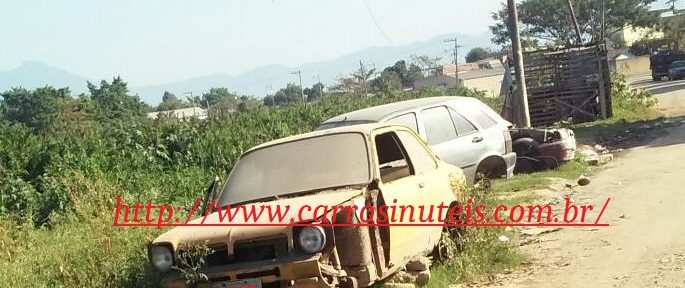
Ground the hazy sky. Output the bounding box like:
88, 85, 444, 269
0, 0, 504, 86
1, 0, 679, 86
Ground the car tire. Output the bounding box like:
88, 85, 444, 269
512, 137, 540, 158
432, 201, 464, 262
653, 74, 661, 81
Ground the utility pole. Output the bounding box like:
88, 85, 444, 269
507, 0, 531, 127
444, 38, 462, 87
566, 0, 583, 45
317, 74, 323, 98
290, 70, 305, 105
359, 61, 369, 96
601, 0, 606, 42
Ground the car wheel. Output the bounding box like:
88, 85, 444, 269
474, 172, 492, 193
474, 156, 507, 189
432, 229, 460, 262
432, 202, 464, 262
653, 74, 661, 81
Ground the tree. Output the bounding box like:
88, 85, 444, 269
406, 64, 424, 86
303, 82, 325, 102
271, 83, 303, 105
201, 88, 239, 109
465, 47, 494, 63
380, 60, 424, 88
410, 54, 443, 76
352, 62, 376, 95
490, 0, 659, 46
0, 86, 69, 132
88, 77, 147, 121
157, 91, 190, 111
371, 70, 402, 93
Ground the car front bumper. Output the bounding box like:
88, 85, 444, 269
161, 254, 331, 288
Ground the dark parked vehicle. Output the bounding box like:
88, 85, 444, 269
668, 60, 685, 80
650, 49, 685, 81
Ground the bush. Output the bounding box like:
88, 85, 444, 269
0, 86, 490, 287
610, 72, 658, 119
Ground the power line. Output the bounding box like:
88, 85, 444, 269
363, 0, 393, 44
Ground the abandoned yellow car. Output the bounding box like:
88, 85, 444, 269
149, 123, 467, 288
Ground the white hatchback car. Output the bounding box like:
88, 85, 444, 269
316, 96, 515, 184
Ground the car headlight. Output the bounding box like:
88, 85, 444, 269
150, 245, 174, 272
298, 226, 326, 254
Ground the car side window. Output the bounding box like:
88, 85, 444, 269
421, 106, 458, 145
448, 109, 478, 136
374, 132, 413, 183
387, 113, 418, 132
461, 108, 498, 129
396, 130, 437, 175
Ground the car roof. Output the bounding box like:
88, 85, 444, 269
320, 96, 481, 123
245, 122, 397, 153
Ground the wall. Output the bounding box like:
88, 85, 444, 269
613, 55, 651, 77
463, 75, 503, 97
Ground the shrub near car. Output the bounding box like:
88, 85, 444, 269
149, 123, 467, 288
317, 96, 516, 184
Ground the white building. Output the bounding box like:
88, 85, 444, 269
147, 107, 208, 120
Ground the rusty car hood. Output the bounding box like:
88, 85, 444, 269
152, 188, 364, 249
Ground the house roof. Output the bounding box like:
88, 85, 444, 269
458, 68, 506, 80
147, 107, 208, 119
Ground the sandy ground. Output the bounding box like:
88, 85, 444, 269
469, 76, 685, 288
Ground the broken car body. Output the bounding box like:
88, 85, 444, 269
149, 123, 467, 288
509, 127, 577, 173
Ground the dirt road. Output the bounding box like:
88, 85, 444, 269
482, 77, 685, 288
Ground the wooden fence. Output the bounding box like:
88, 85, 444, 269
522, 43, 612, 127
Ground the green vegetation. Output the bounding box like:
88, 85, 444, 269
574, 72, 661, 141
426, 190, 527, 287
0, 78, 489, 287
424, 71, 659, 286
490, 0, 659, 47
465, 47, 498, 63
0, 67, 659, 287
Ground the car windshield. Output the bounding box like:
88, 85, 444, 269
672, 61, 685, 68
218, 132, 371, 206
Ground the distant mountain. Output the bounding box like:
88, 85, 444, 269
133, 32, 494, 104
0, 32, 493, 104
0, 61, 90, 94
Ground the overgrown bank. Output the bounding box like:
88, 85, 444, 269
0, 71, 657, 287
0, 84, 492, 287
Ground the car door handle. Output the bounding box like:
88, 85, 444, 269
472, 136, 483, 143
418, 182, 425, 188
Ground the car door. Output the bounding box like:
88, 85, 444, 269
372, 129, 441, 264
394, 129, 446, 248
386, 112, 419, 133
420, 106, 486, 178
456, 103, 505, 155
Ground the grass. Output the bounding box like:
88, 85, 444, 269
0, 71, 660, 287
418, 73, 661, 287
422, 157, 589, 287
